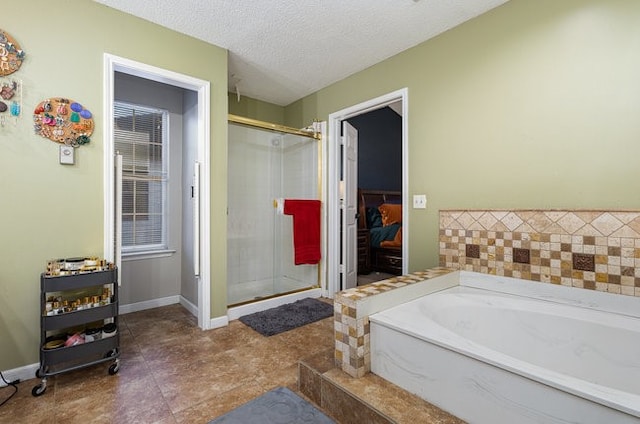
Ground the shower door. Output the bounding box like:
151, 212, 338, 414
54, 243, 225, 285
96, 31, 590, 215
227, 121, 319, 306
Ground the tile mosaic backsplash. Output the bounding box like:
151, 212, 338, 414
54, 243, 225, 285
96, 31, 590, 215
439, 210, 640, 297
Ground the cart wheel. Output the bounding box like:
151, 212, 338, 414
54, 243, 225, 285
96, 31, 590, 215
35, 367, 48, 379
32, 384, 46, 397
104, 348, 119, 358
108, 362, 119, 375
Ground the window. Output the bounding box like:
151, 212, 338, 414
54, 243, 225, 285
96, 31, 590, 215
114, 101, 169, 254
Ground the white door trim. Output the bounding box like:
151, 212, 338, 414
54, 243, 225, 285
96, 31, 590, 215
102, 53, 212, 330
327, 88, 409, 297
342, 121, 358, 290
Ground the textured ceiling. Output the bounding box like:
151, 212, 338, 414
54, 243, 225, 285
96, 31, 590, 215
94, 0, 510, 106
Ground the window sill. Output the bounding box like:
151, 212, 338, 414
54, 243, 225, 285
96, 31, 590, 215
122, 249, 176, 261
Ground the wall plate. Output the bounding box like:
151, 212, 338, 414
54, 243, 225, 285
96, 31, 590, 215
59, 145, 74, 165
413, 194, 427, 209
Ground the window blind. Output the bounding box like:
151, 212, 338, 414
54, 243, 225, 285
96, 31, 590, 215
114, 101, 168, 252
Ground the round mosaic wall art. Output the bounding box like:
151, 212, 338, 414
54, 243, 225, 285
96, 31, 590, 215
33, 98, 93, 146
0, 29, 26, 76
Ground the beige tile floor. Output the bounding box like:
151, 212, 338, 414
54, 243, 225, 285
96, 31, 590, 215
0, 302, 333, 424
0, 299, 463, 424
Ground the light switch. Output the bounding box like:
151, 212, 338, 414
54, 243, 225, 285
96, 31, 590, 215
413, 194, 427, 209
59, 145, 75, 165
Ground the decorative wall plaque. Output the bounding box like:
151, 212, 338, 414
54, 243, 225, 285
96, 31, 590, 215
33, 97, 94, 146
0, 29, 26, 76
0, 78, 22, 126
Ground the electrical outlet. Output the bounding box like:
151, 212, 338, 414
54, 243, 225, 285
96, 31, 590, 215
413, 194, 427, 209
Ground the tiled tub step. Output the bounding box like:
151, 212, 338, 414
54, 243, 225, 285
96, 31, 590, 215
298, 349, 464, 424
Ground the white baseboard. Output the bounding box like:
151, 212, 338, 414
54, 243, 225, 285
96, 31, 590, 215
119, 295, 180, 314
120, 295, 229, 330
227, 288, 321, 320
1, 363, 39, 387
210, 315, 229, 329
179, 296, 198, 317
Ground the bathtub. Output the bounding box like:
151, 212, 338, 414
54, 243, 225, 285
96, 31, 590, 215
369, 271, 640, 424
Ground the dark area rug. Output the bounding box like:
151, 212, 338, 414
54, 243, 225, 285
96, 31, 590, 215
209, 387, 335, 423
239, 297, 334, 336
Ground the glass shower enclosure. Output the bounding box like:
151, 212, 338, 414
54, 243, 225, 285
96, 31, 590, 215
227, 116, 320, 306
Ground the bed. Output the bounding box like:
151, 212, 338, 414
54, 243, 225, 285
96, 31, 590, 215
357, 189, 403, 275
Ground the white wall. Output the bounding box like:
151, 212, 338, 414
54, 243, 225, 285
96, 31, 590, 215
181, 91, 199, 305
114, 73, 185, 306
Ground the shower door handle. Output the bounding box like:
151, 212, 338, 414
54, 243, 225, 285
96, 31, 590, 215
193, 162, 200, 277
114, 153, 123, 287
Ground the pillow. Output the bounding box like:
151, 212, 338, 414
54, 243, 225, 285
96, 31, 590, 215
369, 223, 401, 247
380, 226, 402, 247
378, 203, 402, 227
366, 207, 383, 229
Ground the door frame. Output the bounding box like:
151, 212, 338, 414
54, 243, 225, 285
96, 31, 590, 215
102, 53, 212, 330
327, 88, 409, 297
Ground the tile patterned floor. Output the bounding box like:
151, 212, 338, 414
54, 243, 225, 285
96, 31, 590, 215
0, 300, 463, 423
0, 303, 332, 424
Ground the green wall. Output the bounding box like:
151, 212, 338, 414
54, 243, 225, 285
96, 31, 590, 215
0, 0, 228, 370
228, 92, 285, 124
285, 0, 640, 273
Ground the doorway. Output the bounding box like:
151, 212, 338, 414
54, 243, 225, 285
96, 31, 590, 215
103, 54, 212, 330
327, 88, 408, 296
347, 105, 403, 286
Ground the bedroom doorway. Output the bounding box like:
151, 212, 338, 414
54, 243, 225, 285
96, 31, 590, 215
327, 88, 408, 296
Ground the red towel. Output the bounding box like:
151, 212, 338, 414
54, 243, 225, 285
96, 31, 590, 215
283, 199, 321, 265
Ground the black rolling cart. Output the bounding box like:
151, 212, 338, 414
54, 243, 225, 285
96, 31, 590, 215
32, 267, 120, 396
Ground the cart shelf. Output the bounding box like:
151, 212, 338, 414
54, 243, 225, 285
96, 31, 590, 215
33, 267, 120, 397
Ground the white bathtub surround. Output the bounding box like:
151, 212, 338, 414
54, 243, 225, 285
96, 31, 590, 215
333, 268, 456, 377
370, 271, 640, 424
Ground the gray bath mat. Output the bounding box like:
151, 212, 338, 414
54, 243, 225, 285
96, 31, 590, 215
209, 387, 335, 423
239, 297, 334, 336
